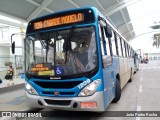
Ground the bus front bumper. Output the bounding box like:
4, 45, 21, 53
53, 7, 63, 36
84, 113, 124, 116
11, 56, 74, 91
25, 91, 105, 112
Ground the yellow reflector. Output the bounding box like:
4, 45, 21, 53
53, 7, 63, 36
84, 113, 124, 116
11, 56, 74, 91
38, 70, 55, 75
80, 102, 97, 109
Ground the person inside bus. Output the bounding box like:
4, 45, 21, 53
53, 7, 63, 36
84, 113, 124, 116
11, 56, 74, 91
47, 38, 54, 65
78, 41, 88, 54
76, 41, 89, 69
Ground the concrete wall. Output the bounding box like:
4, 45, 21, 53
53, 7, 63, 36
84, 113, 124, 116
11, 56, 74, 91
148, 53, 160, 61
0, 46, 10, 71
0, 46, 9, 55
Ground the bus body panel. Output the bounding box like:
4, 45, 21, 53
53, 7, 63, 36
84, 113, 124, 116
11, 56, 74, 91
102, 62, 114, 110
119, 58, 127, 88
102, 56, 120, 110
26, 91, 105, 112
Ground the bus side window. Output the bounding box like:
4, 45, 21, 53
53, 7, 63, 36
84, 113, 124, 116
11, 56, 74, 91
124, 42, 128, 57
104, 29, 111, 56
127, 45, 129, 57
114, 32, 119, 56
110, 31, 117, 56
131, 49, 134, 58
122, 40, 126, 57
130, 48, 132, 57
116, 35, 122, 57
120, 38, 123, 56
99, 25, 105, 56
99, 24, 112, 67
128, 46, 131, 57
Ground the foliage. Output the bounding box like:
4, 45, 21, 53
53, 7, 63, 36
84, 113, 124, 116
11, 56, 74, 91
16, 66, 23, 69
4, 61, 12, 66
152, 33, 160, 48
150, 22, 160, 48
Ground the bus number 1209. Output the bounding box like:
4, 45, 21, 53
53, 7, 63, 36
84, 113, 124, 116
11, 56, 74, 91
78, 79, 91, 89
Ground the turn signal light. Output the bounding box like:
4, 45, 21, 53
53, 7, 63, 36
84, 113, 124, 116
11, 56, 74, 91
80, 102, 97, 109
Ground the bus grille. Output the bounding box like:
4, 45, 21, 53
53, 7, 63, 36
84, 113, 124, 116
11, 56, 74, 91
44, 99, 71, 106
33, 81, 81, 89
42, 91, 75, 96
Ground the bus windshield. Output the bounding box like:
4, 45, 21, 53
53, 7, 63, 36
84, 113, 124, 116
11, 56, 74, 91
25, 26, 98, 78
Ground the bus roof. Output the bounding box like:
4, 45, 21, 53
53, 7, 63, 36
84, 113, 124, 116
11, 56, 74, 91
26, 6, 130, 45
31, 6, 98, 22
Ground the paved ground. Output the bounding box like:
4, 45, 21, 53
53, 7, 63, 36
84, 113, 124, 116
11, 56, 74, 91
1, 62, 160, 120
0, 76, 24, 88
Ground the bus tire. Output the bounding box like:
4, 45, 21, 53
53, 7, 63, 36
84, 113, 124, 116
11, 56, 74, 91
112, 79, 121, 103
128, 69, 133, 82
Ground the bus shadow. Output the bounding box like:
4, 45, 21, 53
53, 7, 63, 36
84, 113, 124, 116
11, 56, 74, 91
42, 110, 105, 119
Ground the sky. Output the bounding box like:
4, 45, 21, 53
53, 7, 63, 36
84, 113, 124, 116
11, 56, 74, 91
127, 0, 160, 53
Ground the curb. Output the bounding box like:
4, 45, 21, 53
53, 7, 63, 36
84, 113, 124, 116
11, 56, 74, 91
0, 83, 25, 94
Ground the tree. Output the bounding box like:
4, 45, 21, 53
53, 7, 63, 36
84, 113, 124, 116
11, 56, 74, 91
150, 22, 160, 48
152, 33, 160, 48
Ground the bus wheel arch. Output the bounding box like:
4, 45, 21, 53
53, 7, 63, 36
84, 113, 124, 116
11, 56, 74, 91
128, 68, 133, 82
112, 74, 121, 103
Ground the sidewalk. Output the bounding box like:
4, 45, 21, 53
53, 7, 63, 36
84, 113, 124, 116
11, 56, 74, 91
0, 76, 25, 94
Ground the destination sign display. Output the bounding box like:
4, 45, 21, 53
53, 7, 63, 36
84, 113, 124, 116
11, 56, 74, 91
31, 63, 50, 72
34, 13, 83, 30
26, 8, 95, 33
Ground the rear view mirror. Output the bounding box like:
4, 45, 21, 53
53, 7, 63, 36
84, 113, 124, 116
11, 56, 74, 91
11, 32, 25, 54
12, 41, 15, 54
105, 25, 112, 38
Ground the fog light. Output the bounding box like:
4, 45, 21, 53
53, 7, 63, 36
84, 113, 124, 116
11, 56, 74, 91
80, 102, 97, 109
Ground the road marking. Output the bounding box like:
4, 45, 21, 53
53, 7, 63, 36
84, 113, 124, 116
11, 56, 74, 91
136, 116, 141, 120
141, 67, 160, 69
139, 85, 142, 93
136, 105, 141, 120
136, 105, 141, 111
22, 108, 30, 111
140, 77, 142, 81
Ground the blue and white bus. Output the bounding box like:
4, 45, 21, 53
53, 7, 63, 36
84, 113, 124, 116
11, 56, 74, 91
12, 7, 135, 112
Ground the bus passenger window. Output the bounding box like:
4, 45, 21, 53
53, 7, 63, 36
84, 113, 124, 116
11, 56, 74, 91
99, 25, 106, 56
124, 42, 128, 57
128, 46, 131, 57
117, 36, 122, 56
121, 40, 126, 57
103, 28, 111, 56
99, 25, 112, 67
111, 31, 117, 56
130, 48, 133, 57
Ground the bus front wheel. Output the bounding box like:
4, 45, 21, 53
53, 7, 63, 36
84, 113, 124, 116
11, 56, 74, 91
112, 79, 121, 103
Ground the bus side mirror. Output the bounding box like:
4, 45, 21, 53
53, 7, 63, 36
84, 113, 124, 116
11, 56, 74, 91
105, 25, 112, 38
11, 41, 15, 54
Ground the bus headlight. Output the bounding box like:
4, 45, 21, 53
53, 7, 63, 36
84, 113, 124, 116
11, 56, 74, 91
78, 79, 101, 96
25, 82, 38, 95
